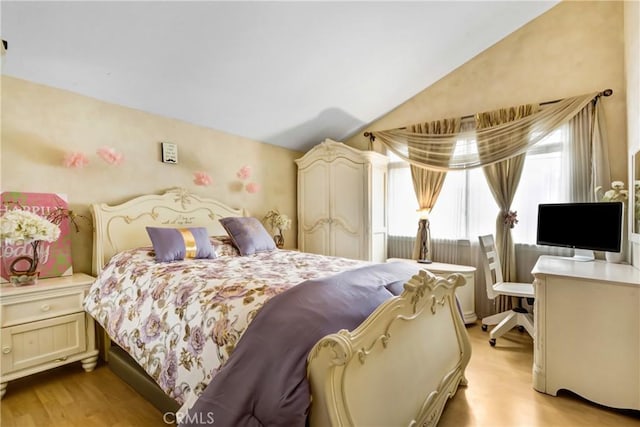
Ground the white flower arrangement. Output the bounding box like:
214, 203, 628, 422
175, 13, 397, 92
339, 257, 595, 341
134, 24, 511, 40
263, 209, 292, 233
596, 180, 628, 202
0, 209, 61, 244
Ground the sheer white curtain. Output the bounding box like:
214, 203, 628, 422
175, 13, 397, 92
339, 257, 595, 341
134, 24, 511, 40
388, 166, 495, 238
510, 128, 569, 243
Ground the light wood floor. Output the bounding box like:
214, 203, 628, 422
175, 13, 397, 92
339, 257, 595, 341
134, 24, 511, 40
440, 324, 639, 427
1, 323, 639, 427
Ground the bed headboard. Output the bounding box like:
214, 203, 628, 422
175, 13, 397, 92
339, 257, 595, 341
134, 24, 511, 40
91, 188, 248, 276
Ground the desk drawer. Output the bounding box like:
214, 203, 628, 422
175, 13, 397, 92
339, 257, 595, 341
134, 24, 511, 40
1, 292, 85, 327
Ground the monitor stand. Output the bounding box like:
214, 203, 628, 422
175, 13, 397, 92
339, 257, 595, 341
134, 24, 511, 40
571, 248, 595, 262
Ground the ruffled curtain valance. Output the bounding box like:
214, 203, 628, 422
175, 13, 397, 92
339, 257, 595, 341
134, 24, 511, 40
371, 92, 599, 171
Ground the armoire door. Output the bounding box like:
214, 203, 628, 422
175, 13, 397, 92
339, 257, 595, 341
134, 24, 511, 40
329, 158, 365, 260
299, 160, 331, 255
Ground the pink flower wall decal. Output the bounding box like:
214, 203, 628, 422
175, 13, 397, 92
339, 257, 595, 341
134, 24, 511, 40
245, 182, 260, 194
63, 152, 89, 168
236, 165, 252, 180
97, 146, 124, 165
193, 171, 213, 186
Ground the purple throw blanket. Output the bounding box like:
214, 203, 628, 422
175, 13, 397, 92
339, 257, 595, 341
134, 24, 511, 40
181, 261, 424, 427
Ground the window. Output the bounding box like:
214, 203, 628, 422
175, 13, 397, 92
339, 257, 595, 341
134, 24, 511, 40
387, 127, 567, 244
510, 129, 567, 243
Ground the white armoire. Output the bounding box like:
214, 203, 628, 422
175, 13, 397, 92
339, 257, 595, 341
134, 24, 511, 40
296, 139, 389, 262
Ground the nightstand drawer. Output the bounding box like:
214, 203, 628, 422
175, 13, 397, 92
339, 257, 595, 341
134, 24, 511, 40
1, 312, 87, 375
1, 291, 85, 327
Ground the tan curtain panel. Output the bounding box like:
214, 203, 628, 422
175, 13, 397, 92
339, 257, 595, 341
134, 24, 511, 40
409, 118, 461, 260
592, 99, 612, 197
563, 98, 611, 202
373, 92, 598, 171
565, 103, 593, 202
477, 104, 537, 306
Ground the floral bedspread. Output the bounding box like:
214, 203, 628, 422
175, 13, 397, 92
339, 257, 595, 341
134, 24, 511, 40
83, 247, 365, 405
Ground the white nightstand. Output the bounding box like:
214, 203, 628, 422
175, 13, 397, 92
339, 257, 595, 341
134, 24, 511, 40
387, 258, 477, 325
0, 272, 99, 398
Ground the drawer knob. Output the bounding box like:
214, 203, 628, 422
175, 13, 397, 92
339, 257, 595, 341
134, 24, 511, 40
40, 304, 51, 312
2, 347, 11, 354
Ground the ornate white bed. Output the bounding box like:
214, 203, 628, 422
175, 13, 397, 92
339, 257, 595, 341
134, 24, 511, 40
88, 188, 471, 426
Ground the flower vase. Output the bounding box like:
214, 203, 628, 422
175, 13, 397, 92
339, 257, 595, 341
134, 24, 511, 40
9, 270, 39, 287
8, 242, 41, 286
274, 230, 285, 249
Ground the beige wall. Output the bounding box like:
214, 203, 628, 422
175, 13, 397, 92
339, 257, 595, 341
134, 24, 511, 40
1, 76, 302, 275
626, 0, 640, 156
346, 1, 627, 185
625, 1, 640, 266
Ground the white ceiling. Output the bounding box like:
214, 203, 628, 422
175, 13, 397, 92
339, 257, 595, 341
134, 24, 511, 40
1, 1, 558, 152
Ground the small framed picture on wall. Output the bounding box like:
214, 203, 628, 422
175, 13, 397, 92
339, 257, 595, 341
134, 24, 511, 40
161, 142, 178, 164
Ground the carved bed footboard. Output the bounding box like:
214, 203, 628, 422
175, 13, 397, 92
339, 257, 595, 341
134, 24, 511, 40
307, 270, 471, 427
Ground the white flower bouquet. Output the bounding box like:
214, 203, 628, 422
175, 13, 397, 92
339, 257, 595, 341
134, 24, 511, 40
263, 209, 292, 233
263, 209, 291, 249
1, 209, 61, 244
596, 181, 628, 202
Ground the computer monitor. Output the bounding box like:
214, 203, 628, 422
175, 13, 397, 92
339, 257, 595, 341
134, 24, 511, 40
536, 202, 623, 261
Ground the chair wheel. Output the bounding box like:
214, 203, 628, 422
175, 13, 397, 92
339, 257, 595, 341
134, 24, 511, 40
489, 338, 496, 346
518, 326, 525, 333
482, 324, 488, 331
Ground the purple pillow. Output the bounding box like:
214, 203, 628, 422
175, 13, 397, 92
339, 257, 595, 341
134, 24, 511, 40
146, 226, 216, 262
219, 217, 276, 256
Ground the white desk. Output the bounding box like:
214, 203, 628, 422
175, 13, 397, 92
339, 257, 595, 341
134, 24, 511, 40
387, 258, 477, 324
531, 255, 640, 410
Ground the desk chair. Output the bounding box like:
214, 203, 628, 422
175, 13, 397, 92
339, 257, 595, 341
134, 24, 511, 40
478, 234, 534, 346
